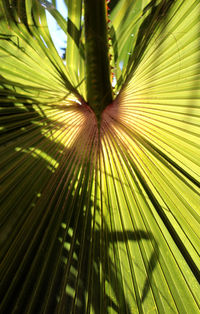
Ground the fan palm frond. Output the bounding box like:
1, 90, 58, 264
0, 0, 199, 313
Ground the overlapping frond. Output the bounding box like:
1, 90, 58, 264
0, 0, 84, 100
0, 0, 200, 313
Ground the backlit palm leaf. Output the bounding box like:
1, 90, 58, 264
0, 0, 199, 313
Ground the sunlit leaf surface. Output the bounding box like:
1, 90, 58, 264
0, 0, 200, 313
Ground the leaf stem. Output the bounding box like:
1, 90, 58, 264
84, 0, 113, 122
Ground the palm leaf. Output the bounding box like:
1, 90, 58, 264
0, 0, 200, 313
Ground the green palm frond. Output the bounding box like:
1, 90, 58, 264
0, 0, 200, 313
